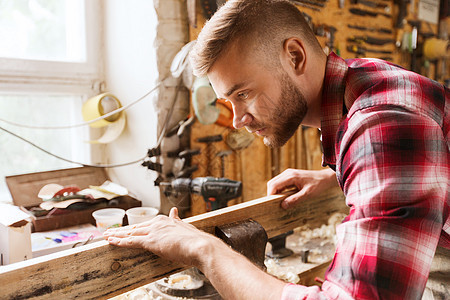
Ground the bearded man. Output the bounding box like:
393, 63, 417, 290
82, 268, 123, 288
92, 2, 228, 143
104, 1, 449, 299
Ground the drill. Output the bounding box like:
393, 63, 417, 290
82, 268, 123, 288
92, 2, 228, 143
164, 177, 242, 211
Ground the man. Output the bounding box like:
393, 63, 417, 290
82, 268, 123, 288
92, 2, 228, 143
104, 0, 449, 299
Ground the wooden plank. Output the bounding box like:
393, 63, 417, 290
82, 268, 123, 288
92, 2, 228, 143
0, 188, 347, 300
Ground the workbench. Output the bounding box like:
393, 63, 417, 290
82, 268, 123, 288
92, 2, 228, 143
0, 188, 347, 299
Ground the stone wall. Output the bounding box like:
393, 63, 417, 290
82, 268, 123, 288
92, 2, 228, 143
154, 0, 190, 215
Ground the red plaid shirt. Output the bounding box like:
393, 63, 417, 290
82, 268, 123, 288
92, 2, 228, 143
282, 53, 449, 300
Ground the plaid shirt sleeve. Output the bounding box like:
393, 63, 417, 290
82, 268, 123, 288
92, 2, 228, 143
281, 54, 449, 300
331, 107, 448, 299
282, 107, 448, 300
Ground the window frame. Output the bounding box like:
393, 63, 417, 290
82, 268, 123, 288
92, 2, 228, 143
0, 0, 103, 94
0, 0, 105, 203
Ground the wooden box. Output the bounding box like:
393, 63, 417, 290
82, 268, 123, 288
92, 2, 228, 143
6, 167, 141, 232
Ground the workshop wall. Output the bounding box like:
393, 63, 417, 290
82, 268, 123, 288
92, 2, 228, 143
293, 0, 446, 81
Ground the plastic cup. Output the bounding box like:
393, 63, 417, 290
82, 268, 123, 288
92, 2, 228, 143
126, 207, 159, 225
92, 208, 125, 232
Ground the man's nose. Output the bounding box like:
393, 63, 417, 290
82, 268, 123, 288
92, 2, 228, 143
232, 102, 253, 129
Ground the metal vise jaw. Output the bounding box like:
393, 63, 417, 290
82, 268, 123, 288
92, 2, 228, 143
215, 219, 268, 270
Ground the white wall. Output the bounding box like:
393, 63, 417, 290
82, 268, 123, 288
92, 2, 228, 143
102, 0, 160, 208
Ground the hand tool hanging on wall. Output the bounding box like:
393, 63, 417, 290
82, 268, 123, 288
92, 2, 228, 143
348, 24, 393, 34
302, 12, 313, 30
326, 26, 338, 52
142, 146, 163, 172
291, 0, 325, 8
216, 150, 232, 178
394, 0, 410, 28
289, 0, 322, 11
142, 161, 163, 173
143, 145, 199, 178
196, 134, 223, 176
350, 0, 390, 11
347, 44, 393, 55
172, 148, 201, 178
196, 135, 223, 144
393, 0, 410, 47
175, 165, 199, 178
347, 35, 395, 45
349, 7, 391, 18
296, 2, 322, 11
314, 24, 338, 53
378, 56, 394, 61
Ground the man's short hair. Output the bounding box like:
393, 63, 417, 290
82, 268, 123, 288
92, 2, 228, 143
190, 0, 322, 77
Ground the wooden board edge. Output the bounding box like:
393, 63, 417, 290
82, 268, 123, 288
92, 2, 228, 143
0, 189, 347, 299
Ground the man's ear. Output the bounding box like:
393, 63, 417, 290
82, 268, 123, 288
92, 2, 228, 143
283, 38, 306, 75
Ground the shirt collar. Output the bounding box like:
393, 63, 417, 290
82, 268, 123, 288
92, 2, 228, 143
320, 52, 349, 167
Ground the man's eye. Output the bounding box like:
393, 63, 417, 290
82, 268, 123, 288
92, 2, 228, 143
237, 92, 249, 100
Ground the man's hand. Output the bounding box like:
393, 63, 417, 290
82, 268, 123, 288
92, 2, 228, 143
267, 168, 338, 209
104, 207, 286, 299
103, 207, 218, 267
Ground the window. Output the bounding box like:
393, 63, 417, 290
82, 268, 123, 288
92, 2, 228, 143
0, 0, 86, 62
0, 0, 103, 203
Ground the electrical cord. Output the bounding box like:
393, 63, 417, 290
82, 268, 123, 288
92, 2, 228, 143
0, 81, 163, 129
0, 125, 148, 168
0, 76, 183, 168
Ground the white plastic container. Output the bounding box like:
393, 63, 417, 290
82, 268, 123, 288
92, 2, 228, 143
92, 208, 125, 232
126, 207, 159, 225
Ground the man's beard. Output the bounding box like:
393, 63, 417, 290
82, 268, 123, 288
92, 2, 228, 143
248, 73, 308, 148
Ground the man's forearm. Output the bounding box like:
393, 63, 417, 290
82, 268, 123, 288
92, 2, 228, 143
196, 236, 285, 300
